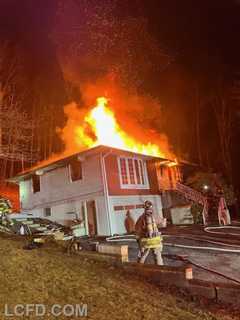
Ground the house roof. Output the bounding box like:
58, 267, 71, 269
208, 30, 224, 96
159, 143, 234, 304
8, 145, 170, 183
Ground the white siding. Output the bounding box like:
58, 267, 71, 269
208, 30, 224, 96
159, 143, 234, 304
18, 152, 163, 236
19, 154, 111, 235
108, 195, 163, 235
95, 196, 110, 235
29, 197, 108, 233
20, 154, 103, 210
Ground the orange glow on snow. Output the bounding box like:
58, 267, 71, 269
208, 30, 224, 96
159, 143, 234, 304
75, 97, 166, 157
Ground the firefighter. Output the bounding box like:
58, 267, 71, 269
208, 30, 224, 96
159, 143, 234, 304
135, 200, 163, 265
124, 210, 135, 234
0, 197, 12, 225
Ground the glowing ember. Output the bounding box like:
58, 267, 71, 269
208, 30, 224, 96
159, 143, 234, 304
75, 97, 166, 157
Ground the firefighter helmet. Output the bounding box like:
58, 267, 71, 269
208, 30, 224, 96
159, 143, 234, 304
144, 200, 153, 210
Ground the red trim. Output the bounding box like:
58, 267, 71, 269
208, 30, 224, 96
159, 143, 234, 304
125, 205, 135, 210
105, 155, 160, 196
136, 204, 144, 209
114, 204, 145, 211
114, 205, 124, 211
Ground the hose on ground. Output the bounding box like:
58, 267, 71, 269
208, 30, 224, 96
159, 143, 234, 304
106, 235, 136, 242
164, 242, 240, 253
106, 234, 240, 284
173, 255, 240, 286
106, 234, 240, 252
204, 226, 240, 237
164, 234, 240, 248
106, 229, 240, 285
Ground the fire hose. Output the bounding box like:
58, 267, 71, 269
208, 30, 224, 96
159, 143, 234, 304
106, 234, 240, 285
163, 241, 240, 253
204, 226, 240, 237
168, 254, 240, 286
164, 234, 240, 248
106, 233, 240, 252
106, 235, 136, 242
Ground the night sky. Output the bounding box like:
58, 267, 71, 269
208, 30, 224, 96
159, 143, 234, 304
1, 0, 240, 189
1, 1, 240, 100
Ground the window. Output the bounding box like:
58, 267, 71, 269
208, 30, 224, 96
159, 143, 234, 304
32, 175, 40, 193
69, 159, 83, 182
139, 160, 145, 185
118, 157, 149, 188
134, 159, 141, 184
128, 159, 135, 184
44, 207, 51, 217
119, 158, 128, 184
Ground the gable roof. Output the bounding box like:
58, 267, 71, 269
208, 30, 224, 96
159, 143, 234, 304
8, 145, 169, 183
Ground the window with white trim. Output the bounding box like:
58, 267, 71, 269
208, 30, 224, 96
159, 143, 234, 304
118, 157, 149, 189
44, 207, 51, 217
69, 159, 83, 182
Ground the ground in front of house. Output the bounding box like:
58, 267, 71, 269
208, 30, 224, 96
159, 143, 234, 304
0, 235, 236, 320
102, 225, 240, 286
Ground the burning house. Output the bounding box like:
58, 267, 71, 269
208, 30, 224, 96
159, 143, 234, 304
10, 145, 181, 236
9, 96, 197, 235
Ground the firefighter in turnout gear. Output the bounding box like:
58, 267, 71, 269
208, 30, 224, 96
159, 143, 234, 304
0, 197, 12, 226
135, 200, 163, 265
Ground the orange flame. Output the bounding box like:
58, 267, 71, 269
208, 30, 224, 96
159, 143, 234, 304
74, 97, 166, 157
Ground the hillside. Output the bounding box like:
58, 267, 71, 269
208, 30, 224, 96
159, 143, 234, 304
0, 235, 235, 320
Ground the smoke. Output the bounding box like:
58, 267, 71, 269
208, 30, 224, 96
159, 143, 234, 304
52, 0, 175, 160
